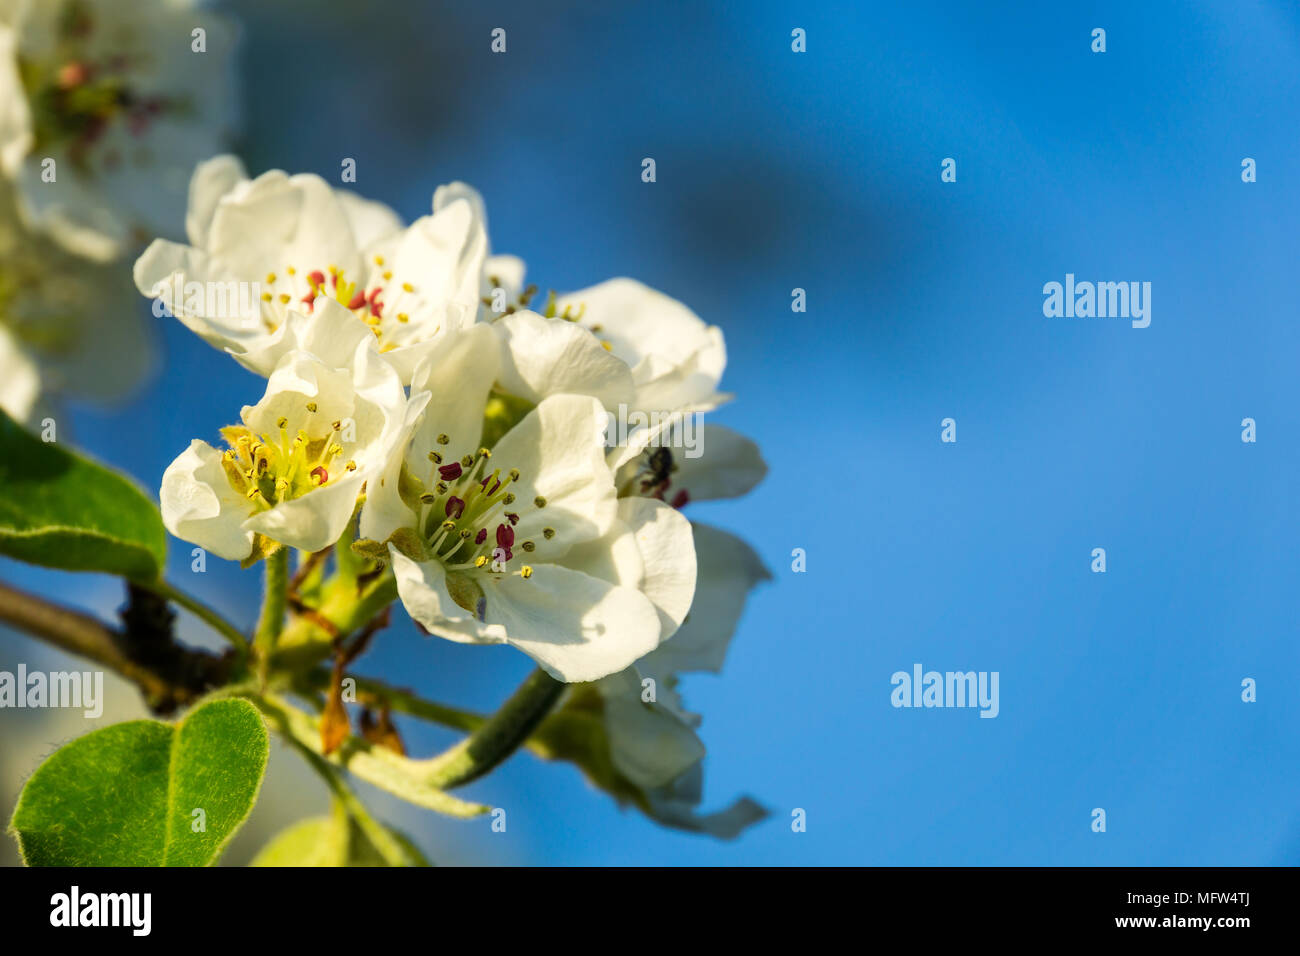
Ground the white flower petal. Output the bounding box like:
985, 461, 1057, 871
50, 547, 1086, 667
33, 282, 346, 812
484, 564, 664, 682
242, 473, 365, 553
0, 24, 32, 178
641, 523, 769, 677
495, 310, 635, 407
160, 440, 254, 562
555, 278, 726, 411
488, 394, 619, 560
0, 324, 40, 425
338, 189, 403, 249
616, 497, 696, 641
389, 548, 494, 640
186, 155, 248, 248
597, 668, 706, 789
405, 323, 500, 468
668, 424, 766, 501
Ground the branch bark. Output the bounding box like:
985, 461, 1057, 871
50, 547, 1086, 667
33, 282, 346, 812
0, 579, 226, 714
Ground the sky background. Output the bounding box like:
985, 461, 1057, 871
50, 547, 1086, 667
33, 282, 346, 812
3, 0, 1299, 865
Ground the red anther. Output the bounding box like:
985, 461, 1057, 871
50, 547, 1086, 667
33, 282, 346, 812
475, 528, 487, 545
671, 489, 690, 509
310, 466, 329, 485
439, 462, 462, 481
445, 496, 465, 519
496, 524, 515, 549
347, 291, 366, 310
307, 270, 325, 288
505, 512, 519, 525
56, 62, 89, 89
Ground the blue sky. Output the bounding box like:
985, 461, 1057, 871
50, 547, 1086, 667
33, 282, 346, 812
3, 0, 1298, 864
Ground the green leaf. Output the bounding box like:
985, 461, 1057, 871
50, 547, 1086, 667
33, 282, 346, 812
251, 803, 431, 867
9, 699, 269, 866
0, 410, 167, 581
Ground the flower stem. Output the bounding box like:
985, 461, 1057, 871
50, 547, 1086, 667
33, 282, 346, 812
425, 667, 564, 789
275, 715, 423, 865
254, 547, 290, 680
298, 668, 486, 733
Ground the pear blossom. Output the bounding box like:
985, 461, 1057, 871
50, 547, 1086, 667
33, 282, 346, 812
0, 0, 238, 261
360, 325, 696, 683
134, 156, 486, 382
160, 335, 409, 562
0, 184, 153, 424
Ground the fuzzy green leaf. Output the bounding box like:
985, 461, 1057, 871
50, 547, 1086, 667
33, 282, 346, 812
0, 410, 167, 581
9, 699, 269, 866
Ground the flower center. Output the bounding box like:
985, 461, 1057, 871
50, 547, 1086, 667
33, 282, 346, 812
260, 259, 430, 352
17, 2, 187, 172
219, 406, 355, 510
407, 436, 552, 578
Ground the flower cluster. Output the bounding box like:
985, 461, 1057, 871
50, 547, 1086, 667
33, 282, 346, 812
142, 158, 767, 817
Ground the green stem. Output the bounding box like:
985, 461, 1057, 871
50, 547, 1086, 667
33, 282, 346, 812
273, 570, 397, 671
426, 667, 564, 789
146, 579, 250, 657
277, 719, 421, 866
297, 669, 486, 734
254, 547, 290, 679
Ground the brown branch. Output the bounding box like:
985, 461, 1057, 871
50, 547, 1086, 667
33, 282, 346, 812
0, 579, 226, 714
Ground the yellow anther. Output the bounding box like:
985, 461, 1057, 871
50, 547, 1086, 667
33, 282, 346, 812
345, 460, 357, 471
374, 255, 385, 266
401, 282, 414, 293
261, 292, 272, 302
475, 555, 488, 568
306, 402, 318, 413
266, 273, 276, 284
520, 566, 533, 579
397, 312, 409, 323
